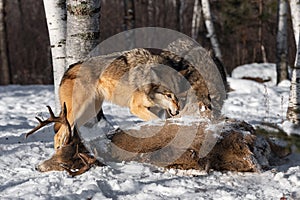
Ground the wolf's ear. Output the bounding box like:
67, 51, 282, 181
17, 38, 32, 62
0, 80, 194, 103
147, 83, 161, 98
150, 83, 160, 90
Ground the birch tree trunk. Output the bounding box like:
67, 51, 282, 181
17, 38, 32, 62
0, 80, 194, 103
287, 43, 300, 125
66, 0, 101, 67
289, 0, 300, 45
201, 0, 222, 61
276, 0, 289, 84
287, 0, 300, 126
191, 0, 201, 40
0, 0, 10, 85
43, 0, 67, 111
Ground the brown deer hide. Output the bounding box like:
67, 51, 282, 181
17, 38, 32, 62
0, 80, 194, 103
36, 119, 290, 174
109, 119, 288, 172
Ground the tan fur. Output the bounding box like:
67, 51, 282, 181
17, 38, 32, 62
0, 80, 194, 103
54, 49, 185, 149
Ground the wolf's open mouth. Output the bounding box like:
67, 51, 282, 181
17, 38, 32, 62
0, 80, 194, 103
168, 109, 179, 117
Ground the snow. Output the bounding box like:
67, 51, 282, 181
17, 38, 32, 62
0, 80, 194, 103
1, 63, 300, 199
224, 63, 291, 126
282, 120, 300, 136
231, 63, 277, 86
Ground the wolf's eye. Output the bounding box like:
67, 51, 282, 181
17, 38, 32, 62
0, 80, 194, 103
166, 94, 172, 98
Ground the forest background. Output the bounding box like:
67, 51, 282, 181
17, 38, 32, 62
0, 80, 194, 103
0, 0, 297, 85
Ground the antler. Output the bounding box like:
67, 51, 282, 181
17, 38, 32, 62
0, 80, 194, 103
26, 103, 71, 139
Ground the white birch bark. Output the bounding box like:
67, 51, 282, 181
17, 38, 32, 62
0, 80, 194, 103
66, 0, 101, 67
43, 0, 67, 112
289, 0, 300, 46
287, 0, 300, 125
201, 0, 222, 61
276, 0, 289, 84
287, 68, 300, 125
191, 0, 202, 40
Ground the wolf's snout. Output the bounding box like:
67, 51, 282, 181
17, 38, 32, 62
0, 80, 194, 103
168, 104, 180, 116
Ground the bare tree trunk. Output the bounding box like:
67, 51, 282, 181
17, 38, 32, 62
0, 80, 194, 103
123, 0, 135, 30
66, 0, 101, 67
147, 0, 154, 27
287, 0, 300, 126
162, 0, 167, 27
123, 0, 135, 49
154, 0, 160, 27
43, 0, 67, 111
276, 0, 289, 84
0, 0, 10, 85
179, 0, 185, 32
191, 0, 202, 40
258, 0, 267, 63
176, 0, 185, 32
201, 0, 222, 61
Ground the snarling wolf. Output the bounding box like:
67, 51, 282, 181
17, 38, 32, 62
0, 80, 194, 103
29, 48, 209, 149
27, 45, 224, 151
26, 46, 228, 175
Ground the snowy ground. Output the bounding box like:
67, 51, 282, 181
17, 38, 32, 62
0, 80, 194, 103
1, 63, 300, 199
